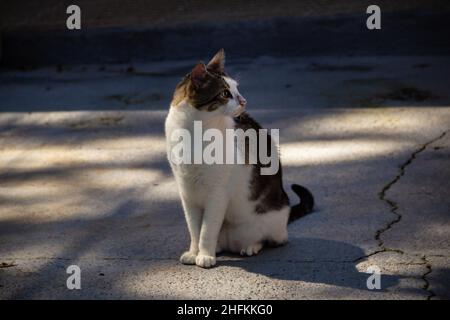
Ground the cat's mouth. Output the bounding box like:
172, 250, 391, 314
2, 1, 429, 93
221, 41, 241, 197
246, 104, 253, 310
232, 104, 246, 117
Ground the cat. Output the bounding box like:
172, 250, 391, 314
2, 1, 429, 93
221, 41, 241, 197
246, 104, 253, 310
165, 49, 314, 268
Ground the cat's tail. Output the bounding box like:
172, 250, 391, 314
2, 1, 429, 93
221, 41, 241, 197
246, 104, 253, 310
288, 184, 314, 224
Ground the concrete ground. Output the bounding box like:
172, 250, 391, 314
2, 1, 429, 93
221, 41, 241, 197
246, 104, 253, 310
0, 55, 449, 299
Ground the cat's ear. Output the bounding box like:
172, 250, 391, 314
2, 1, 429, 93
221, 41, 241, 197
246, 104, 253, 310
190, 62, 207, 88
207, 49, 225, 73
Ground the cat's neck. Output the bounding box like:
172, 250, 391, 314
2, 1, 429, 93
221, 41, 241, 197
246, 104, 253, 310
169, 99, 233, 130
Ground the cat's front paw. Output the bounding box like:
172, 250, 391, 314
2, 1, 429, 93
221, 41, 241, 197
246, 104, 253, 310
180, 251, 197, 265
195, 254, 216, 268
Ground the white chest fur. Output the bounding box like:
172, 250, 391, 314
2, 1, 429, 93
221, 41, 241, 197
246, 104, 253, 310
165, 103, 236, 202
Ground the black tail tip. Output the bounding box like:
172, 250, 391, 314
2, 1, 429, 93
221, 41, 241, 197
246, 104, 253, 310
291, 184, 314, 213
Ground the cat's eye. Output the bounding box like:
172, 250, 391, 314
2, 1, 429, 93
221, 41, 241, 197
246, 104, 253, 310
221, 90, 232, 99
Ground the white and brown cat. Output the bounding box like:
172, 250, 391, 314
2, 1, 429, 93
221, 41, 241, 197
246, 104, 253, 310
165, 49, 314, 268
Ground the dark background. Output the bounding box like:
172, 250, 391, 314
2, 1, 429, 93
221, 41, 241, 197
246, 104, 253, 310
1, 0, 450, 67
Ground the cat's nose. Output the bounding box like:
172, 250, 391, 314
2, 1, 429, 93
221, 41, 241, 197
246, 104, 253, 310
238, 95, 247, 106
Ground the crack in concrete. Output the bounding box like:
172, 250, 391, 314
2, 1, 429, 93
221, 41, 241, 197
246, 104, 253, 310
377, 130, 447, 251
421, 255, 436, 300
354, 130, 448, 299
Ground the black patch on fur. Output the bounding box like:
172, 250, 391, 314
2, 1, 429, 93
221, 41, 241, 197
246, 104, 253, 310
233, 112, 290, 214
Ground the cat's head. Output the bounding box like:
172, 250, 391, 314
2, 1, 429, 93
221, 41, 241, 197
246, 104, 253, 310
172, 49, 247, 116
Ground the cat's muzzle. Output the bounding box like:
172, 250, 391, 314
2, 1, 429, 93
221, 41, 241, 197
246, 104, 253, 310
233, 104, 246, 116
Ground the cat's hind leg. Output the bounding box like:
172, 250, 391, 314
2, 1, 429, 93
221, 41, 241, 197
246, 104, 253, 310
224, 222, 264, 256
260, 206, 290, 247
240, 242, 263, 256
228, 206, 290, 256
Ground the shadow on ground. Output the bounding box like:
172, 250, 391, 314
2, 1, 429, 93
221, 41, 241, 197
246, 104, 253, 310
220, 237, 401, 291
